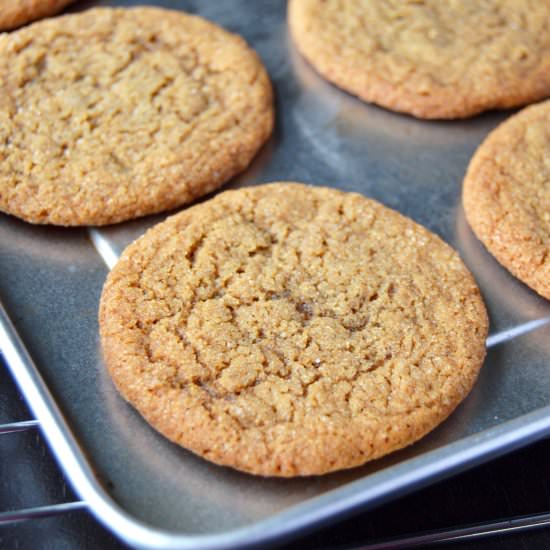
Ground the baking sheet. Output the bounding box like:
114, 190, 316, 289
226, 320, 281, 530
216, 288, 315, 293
1, 1, 550, 547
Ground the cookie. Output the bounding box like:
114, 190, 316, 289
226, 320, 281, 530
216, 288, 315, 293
99, 183, 488, 476
463, 101, 550, 299
288, 0, 550, 119
0, 0, 74, 30
0, 7, 273, 226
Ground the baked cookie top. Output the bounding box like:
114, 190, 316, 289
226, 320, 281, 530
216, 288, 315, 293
463, 101, 550, 300
100, 183, 488, 476
0, 7, 273, 225
0, 0, 74, 30
288, 0, 550, 119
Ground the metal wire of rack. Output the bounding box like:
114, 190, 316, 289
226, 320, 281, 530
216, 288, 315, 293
0, 401, 87, 527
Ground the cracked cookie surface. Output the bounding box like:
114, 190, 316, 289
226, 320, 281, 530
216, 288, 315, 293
463, 100, 550, 299
288, 0, 550, 119
0, 0, 74, 30
0, 7, 273, 225
100, 183, 488, 476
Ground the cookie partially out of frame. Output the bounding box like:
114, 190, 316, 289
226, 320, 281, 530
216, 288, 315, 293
0, 0, 75, 30
99, 183, 488, 477
463, 101, 550, 300
288, 0, 550, 119
0, 7, 273, 225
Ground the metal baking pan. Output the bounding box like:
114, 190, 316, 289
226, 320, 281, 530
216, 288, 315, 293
1, 1, 550, 548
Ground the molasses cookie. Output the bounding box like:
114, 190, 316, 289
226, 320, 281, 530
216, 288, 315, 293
100, 183, 488, 476
463, 100, 550, 299
288, 0, 550, 119
0, 7, 273, 225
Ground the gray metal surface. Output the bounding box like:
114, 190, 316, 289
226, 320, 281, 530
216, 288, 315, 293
1, 0, 550, 548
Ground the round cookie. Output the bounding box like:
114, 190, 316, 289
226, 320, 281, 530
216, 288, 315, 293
463, 101, 550, 300
288, 0, 550, 119
0, 0, 75, 31
0, 7, 273, 226
99, 183, 488, 477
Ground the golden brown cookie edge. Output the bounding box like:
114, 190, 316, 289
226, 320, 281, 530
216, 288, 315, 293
0, 0, 75, 30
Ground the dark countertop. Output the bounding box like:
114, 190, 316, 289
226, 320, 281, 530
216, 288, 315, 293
2, 358, 550, 550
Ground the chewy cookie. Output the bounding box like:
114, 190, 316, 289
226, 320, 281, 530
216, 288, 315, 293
100, 183, 488, 476
0, 7, 273, 225
463, 101, 550, 300
288, 0, 550, 119
0, 0, 75, 30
